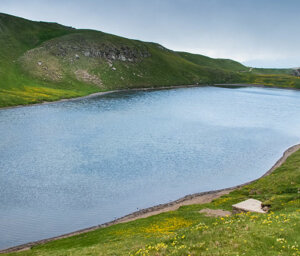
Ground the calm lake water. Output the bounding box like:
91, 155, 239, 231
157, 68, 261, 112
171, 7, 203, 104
1, 86, 300, 249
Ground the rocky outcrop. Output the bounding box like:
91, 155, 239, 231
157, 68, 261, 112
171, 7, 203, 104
42, 34, 151, 62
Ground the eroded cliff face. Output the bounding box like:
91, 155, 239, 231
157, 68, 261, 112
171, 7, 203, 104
43, 36, 151, 62
24, 33, 151, 63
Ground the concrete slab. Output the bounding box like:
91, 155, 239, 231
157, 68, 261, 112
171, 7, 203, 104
232, 199, 267, 214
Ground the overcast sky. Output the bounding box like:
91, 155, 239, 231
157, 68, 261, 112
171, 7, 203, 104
1, 0, 299, 68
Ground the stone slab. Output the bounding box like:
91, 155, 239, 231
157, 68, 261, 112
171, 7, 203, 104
232, 198, 266, 213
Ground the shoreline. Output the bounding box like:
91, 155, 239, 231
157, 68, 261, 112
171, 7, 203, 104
1, 83, 299, 111
214, 83, 300, 91
1, 143, 300, 254
0, 84, 200, 111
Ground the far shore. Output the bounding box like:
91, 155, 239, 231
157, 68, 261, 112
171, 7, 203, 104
1, 143, 300, 254
0, 84, 199, 111
1, 83, 300, 111
214, 83, 300, 91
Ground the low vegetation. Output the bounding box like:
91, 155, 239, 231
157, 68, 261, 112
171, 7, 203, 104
0, 13, 299, 108
4, 148, 300, 255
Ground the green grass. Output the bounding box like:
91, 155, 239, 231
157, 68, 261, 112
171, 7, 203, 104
176, 51, 249, 72
251, 74, 300, 88
0, 13, 299, 108
251, 68, 293, 75
4, 148, 300, 256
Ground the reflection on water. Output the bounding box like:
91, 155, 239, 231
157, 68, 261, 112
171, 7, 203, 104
1, 86, 300, 249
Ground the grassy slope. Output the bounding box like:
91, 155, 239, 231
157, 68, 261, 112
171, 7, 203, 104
0, 13, 299, 108
0, 14, 102, 107
175, 52, 300, 88
5, 148, 300, 256
176, 51, 248, 72
251, 68, 293, 75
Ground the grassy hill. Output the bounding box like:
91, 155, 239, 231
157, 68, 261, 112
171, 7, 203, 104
3, 147, 300, 256
176, 51, 249, 72
0, 13, 299, 108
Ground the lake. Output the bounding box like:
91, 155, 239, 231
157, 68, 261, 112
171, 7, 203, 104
1, 86, 300, 249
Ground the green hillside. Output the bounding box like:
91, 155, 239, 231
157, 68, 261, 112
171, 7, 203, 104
251, 68, 293, 75
176, 51, 248, 72
0, 13, 299, 108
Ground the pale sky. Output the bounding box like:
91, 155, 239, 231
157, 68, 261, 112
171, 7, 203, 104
1, 0, 299, 68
